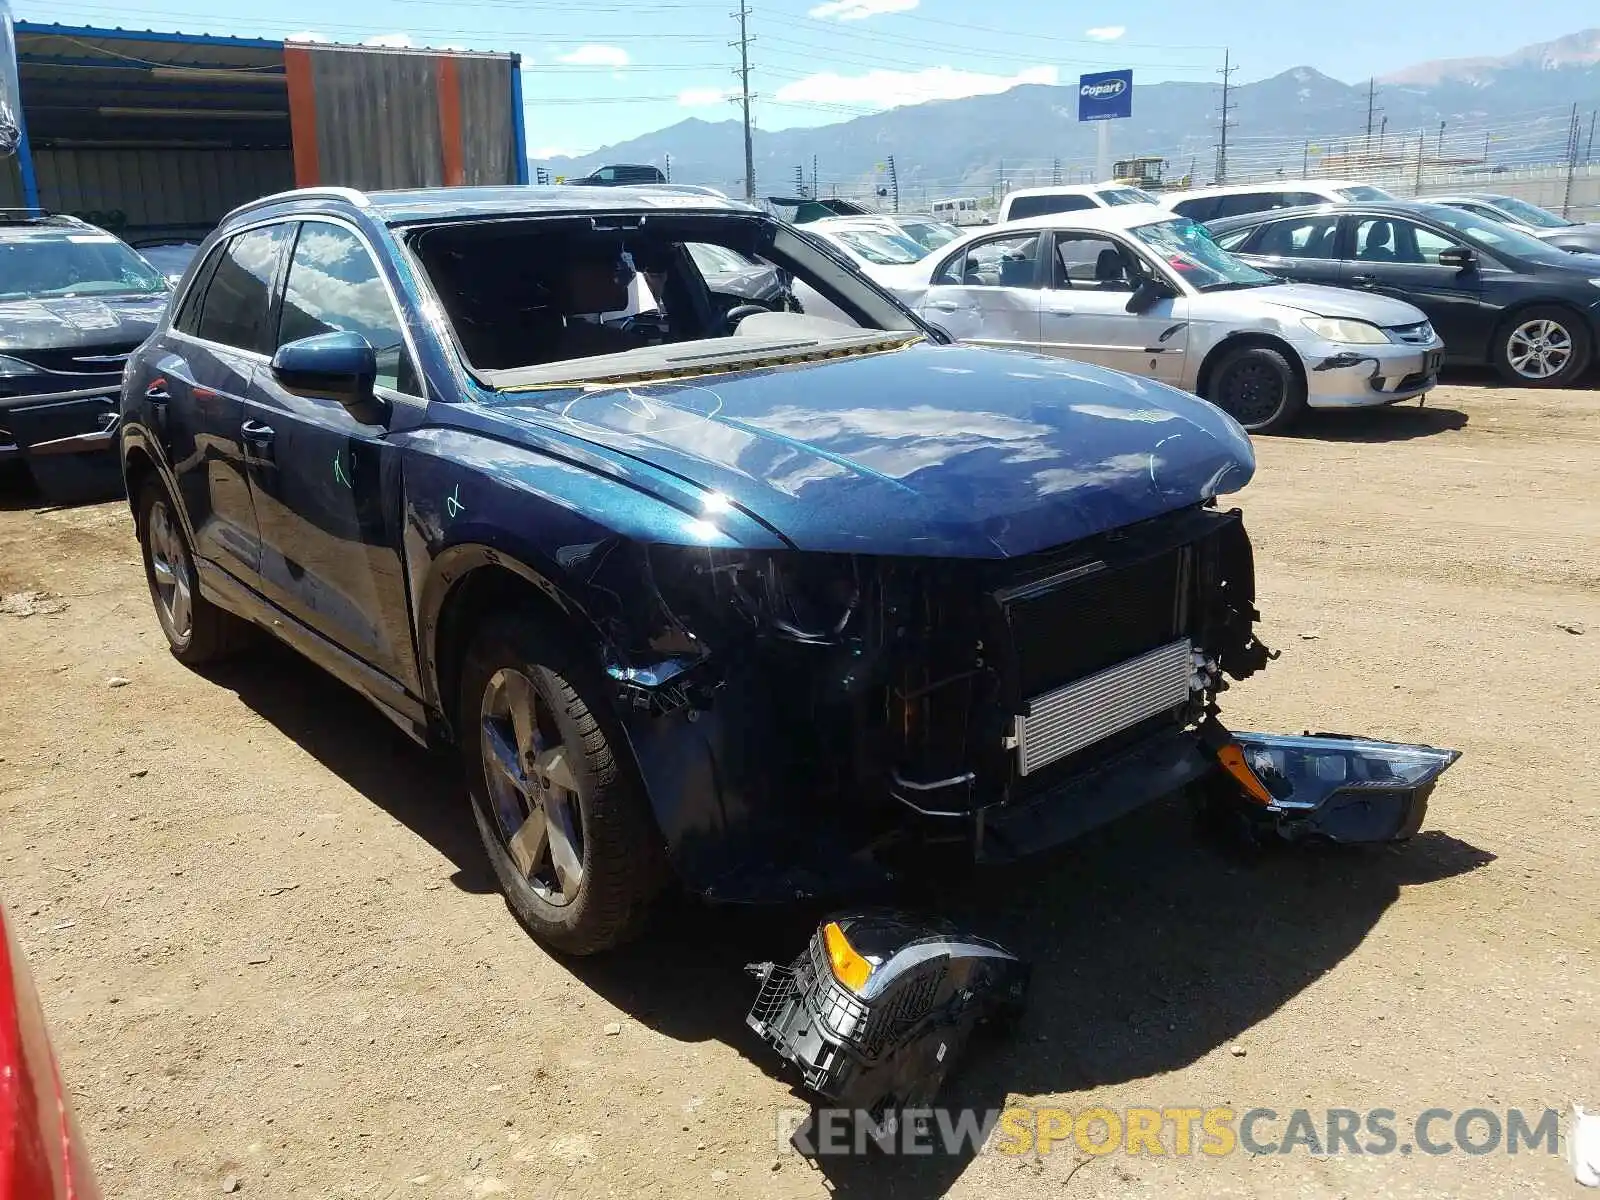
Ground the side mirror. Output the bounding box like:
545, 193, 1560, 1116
271, 331, 387, 424
1438, 246, 1476, 270
1126, 276, 1176, 313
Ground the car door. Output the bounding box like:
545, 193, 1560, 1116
153, 223, 295, 588
1229, 212, 1345, 286
1037, 231, 1189, 385
242, 217, 423, 691
915, 231, 1044, 351
1339, 216, 1487, 352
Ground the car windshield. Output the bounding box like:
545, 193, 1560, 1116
1425, 205, 1573, 260
833, 229, 927, 265
1335, 185, 1396, 202
1486, 196, 1572, 229
895, 219, 961, 252
409, 212, 923, 389
1132, 217, 1275, 291
1098, 187, 1158, 205
0, 229, 168, 300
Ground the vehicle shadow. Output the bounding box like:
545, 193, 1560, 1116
202, 639, 496, 896
565, 804, 1493, 1199
206, 645, 1494, 1199
1282, 402, 1469, 443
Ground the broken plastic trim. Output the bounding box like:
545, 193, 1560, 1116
746, 912, 1029, 1131
1223, 731, 1462, 843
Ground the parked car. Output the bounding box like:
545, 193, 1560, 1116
890, 206, 1443, 432
998, 182, 1161, 223
803, 216, 939, 282
1163, 179, 1395, 224
929, 196, 990, 226
1, 899, 102, 1198
567, 163, 666, 186
1420, 193, 1600, 255
765, 195, 879, 224
119, 185, 1458, 958
861, 214, 964, 255
0, 212, 170, 499
1205, 200, 1600, 387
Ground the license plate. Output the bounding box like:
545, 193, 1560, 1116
1424, 349, 1443, 374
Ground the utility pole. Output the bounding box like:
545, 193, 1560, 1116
664, 152, 672, 182
1414, 130, 1425, 195
1587, 110, 1596, 163
1563, 102, 1581, 217
731, 0, 755, 200
1437, 122, 1446, 157
812, 154, 818, 197
886, 155, 899, 213
1052, 156, 1061, 185
794, 164, 805, 197
1364, 78, 1379, 150
1302, 139, 1309, 175
1215, 49, 1237, 185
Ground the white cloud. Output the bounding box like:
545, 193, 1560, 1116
808, 0, 918, 18
362, 32, 415, 48
775, 64, 1056, 108
1084, 25, 1126, 41
530, 145, 588, 160
284, 31, 327, 42
677, 86, 733, 107
557, 44, 630, 68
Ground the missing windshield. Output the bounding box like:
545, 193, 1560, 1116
405, 213, 923, 388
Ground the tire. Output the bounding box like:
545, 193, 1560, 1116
459, 613, 666, 955
1203, 344, 1306, 434
135, 477, 252, 666
1492, 305, 1592, 388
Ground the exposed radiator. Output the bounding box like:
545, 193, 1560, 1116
1012, 638, 1194, 776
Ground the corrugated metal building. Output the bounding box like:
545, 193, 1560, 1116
0, 18, 529, 239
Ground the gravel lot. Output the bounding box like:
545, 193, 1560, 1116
1, 380, 1596, 1199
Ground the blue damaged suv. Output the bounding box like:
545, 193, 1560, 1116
117, 184, 1320, 955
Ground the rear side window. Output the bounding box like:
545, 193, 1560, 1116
1281, 191, 1326, 208
1172, 197, 1220, 222
1250, 214, 1342, 259
932, 232, 1042, 287
1213, 193, 1277, 219
172, 243, 225, 335
194, 224, 294, 353
1005, 194, 1096, 221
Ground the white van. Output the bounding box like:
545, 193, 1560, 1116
998, 183, 1160, 223
1161, 180, 1395, 223
930, 197, 989, 227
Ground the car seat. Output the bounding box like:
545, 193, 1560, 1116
1361, 221, 1397, 262
1093, 248, 1129, 289
998, 255, 1034, 287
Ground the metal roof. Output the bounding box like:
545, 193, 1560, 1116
362, 185, 758, 224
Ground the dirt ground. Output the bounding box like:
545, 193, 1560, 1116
1, 379, 1597, 1199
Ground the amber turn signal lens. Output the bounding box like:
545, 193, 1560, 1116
822, 921, 874, 993
1217, 743, 1275, 806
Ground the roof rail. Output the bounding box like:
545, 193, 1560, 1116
223, 186, 370, 221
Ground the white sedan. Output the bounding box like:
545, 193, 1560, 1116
887, 205, 1446, 433
803, 215, 960, 284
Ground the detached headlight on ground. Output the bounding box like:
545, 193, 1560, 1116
1301, 317, 1389, 345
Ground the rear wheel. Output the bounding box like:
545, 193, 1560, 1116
459, 614, 666, 955
136, 478, 251, 666
1493, 306, 1591, 387
1204, 344, 1306, 434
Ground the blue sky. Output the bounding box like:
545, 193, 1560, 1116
17, 0, 1600, 156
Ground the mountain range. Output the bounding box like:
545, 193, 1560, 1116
530, 28, 1600, 198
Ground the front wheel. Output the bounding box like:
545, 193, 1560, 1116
135, 478, 252, 666
1203, 344, 1307, 434
1493, 306, 1592, 387
459, 614, 666, 955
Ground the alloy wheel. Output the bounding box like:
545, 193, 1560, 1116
1506, 319, 1573, 381
479, 667, 586, 906
147, 498, 193, 642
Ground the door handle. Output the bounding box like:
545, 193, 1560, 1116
1349, 274, 1377, 286
240, 419, 276, 448
144, 378, 171, 402
925, 299, 960, 312
1044, 311, 1074, 318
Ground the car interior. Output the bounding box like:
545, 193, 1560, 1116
406, 215, 919, 378
1053, 237, 1138, 291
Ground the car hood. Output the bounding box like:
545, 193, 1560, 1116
1249, 281, 1426, 326
487, 342, 1255, 557
1534, 224, 1600, 252
0, 293, 168, 356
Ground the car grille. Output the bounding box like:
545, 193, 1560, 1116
1386, 321, 1435, 346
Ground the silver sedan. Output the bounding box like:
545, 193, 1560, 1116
883, 206, 1446, 433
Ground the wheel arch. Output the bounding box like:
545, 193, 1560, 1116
1195, 332, 1308, 402
419, 544, 606, 745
